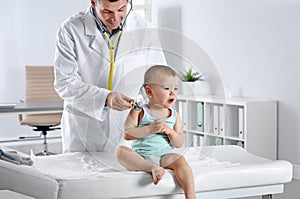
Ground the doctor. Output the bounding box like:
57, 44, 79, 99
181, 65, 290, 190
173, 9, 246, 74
54, 0, 166, 152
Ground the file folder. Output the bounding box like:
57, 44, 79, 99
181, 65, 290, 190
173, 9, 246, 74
238, 107, 244, 139
213, 105, 219, 134
219, 106, 225, 136
192, 134, 198, 147
197, 102, 204, 132
199, 135, 204, 146
179, 101, 188, 130
215, 137, 223, 145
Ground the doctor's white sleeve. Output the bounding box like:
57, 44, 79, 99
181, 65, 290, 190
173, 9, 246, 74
53, 26, 109, 121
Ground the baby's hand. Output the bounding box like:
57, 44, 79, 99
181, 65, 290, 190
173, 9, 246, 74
161, 125, 174, 136
149, 119, 165, 133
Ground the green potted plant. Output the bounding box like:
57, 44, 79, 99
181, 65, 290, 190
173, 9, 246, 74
179, 68, 205, 82
179, 68, 208, 95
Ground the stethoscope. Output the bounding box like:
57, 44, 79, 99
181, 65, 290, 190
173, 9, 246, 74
91, 1, 147, 111
91, 0, 133, 91
131, 85, 148, 111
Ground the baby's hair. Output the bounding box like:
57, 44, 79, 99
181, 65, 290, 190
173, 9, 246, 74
144, 65, 178, 84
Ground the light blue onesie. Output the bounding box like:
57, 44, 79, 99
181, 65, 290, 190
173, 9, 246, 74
132, 106, 176, 157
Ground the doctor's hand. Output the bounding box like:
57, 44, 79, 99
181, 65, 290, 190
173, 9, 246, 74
106, 92, 134, 111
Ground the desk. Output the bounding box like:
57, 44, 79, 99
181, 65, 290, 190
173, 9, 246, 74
0, 101, 63, 115
0, 101, 63, 144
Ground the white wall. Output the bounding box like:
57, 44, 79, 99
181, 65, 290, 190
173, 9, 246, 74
1, 0, 299, 167
153, 0, 300, 165
0, 0, 89, 140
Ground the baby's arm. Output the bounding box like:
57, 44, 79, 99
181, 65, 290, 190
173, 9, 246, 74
161, 114, 185, 148
123, 108, 165, 140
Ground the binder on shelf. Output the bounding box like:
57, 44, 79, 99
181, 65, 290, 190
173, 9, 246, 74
192, 134, 198, 147
198, 136, 204, 146
197, 102, 204, 132
179, 101, 188, 130
238, 107, 244, 139
184, 131, 190, 147
237, 141, 244, 148
215, 138, 223, 145
219, 106, 225, 136
213, 105, 219, 134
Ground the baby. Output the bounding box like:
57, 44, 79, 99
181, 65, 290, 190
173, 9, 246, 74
116, 65, 196, 199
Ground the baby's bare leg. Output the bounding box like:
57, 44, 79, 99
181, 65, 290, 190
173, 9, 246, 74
116, 146, 165, 185
161, 153, 196, 199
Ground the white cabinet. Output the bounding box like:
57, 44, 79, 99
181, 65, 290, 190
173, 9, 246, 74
175, 95, 277, 160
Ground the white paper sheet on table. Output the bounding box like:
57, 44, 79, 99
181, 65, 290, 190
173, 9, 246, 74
31, 147, 240, 180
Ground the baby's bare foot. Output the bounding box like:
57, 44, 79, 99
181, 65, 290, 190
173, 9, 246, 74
152, 167, 165, 185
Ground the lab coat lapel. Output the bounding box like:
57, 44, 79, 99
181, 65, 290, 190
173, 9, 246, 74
91, 35, 110, 62
84, 8, 110, 62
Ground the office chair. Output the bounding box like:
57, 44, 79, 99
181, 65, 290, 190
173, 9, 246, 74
19, 66, 62, 156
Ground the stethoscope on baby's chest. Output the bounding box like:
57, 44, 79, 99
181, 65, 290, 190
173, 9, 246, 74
91, 0, 133, 91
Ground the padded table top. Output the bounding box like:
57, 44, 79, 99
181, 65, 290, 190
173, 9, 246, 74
0, 145, 293, 199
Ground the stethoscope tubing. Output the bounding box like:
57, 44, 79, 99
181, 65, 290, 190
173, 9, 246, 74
90, 1, 133, 90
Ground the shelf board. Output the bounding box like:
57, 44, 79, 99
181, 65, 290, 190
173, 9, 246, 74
177, 95, 276, 106
184, 130, 245, 142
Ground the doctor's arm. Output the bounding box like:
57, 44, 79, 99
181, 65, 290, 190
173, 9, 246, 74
54, 25, 131, 119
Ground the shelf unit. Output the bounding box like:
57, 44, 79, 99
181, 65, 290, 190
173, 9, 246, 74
175, 95, 277, 160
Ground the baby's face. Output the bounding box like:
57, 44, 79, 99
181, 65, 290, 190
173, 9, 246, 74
147, 75, 179, 108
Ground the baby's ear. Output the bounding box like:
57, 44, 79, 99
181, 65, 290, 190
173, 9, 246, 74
144, 85, 152, 98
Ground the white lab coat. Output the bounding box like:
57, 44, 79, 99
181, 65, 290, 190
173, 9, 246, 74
54, 7, 166, 153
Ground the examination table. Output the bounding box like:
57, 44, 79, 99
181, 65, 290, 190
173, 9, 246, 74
0, 145, 293, 199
